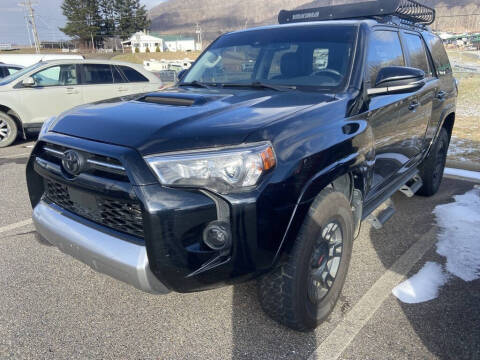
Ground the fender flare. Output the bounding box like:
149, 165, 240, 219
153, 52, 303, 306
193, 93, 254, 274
426, 105, 455, 156
270, 151, 370, 266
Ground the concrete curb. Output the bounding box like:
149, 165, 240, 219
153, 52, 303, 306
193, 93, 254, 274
446, 160, 480, 172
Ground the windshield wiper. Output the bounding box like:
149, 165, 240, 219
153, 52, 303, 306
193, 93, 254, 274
221, 82, 296, 92
178, 81, 213, 89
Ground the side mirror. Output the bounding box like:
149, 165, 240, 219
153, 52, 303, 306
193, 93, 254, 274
367, 66, 425, 97
22, 77, 36, 87
177, 69, 187, 82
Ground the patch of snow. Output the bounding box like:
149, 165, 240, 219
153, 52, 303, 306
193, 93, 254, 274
393, 188, 480, 303
444, 168, 480, 182
447, 138, 480, 163
434, 188, 480, 281
392, 262, 448, 304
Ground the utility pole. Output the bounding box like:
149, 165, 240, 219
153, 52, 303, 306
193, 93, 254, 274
19, 2, 33, 48
195, 23, 202, 51
19, 0, 40, 53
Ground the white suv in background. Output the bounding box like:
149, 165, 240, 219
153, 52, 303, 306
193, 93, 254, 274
0, 59, 162, 147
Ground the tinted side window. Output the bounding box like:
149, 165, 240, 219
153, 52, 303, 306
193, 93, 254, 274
119, 66, 149, 82
0, 67, 5, 78
82, 64, 114, 85
403, 33, 431, 77
367, 31, 405, 86
7, 67, 21, 75
424, 33, 452, 77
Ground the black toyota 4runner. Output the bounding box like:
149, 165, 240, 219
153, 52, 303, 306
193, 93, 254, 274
27, 0, 457, 331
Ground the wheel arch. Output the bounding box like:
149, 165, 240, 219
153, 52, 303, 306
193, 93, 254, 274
271, 156, 368, 266
0, 105, 24, 138
441, 112, 455, 140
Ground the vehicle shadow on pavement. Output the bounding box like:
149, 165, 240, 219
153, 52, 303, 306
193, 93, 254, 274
11, 137, 36, 148
367, 178, 480, 359
231, 282, 317, 360
0, 156, 28, 166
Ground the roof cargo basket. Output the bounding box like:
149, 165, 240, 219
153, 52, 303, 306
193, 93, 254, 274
278, 0, 436, 26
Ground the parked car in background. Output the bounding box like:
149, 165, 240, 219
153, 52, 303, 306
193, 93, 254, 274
150, 69, 178, 84
0, 59, 162, 147
0, 63, 23, 79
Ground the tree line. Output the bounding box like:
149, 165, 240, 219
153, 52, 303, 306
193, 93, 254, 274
60, 0, 150, 47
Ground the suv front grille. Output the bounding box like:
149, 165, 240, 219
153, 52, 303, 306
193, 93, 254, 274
44, 180, 144, 239
40, 142, 129, 182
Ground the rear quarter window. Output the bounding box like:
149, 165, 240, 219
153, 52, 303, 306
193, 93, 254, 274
403, 32, 432, 77
119, 66, 149, 82
82, 64, 114, 85
423, 32, 452, 77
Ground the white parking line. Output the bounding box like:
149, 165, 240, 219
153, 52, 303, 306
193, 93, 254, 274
0, 219, 33, 235
308, 228, 437, 360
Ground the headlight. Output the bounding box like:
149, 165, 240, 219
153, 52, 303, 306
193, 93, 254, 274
39, 116, 56, 136
145, 142, 276, 194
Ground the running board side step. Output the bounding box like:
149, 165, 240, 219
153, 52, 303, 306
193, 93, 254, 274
399, 175, 423, 198
366, 198, 395, 230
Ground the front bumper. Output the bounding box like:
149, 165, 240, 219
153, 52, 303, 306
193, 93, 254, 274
27, 134, 297, 293
33, 200, 170, 294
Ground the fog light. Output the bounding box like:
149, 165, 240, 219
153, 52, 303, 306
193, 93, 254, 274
203, 221, 231, 251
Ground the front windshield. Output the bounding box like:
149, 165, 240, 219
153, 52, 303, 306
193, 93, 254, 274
0, 62, 45, 86
183, 24, 357, 90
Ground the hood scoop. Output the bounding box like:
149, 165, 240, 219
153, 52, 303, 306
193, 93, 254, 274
138, 92, 226, 107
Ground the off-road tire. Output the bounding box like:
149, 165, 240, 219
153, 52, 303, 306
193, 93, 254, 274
258, 188, 354, 331
417, 128, 449, 197
0, 112, 18, 148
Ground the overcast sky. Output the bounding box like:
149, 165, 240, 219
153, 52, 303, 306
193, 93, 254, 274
0, 0, 163, 45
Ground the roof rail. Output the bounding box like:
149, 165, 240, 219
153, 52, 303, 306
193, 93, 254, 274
278, 0, 436, 26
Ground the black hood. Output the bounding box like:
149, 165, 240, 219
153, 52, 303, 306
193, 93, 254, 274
52, 88, 334, 156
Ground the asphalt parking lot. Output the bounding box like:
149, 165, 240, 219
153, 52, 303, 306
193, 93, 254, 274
1, 140, 479, 360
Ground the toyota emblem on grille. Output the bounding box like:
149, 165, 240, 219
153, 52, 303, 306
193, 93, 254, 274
62, 150, 84, 176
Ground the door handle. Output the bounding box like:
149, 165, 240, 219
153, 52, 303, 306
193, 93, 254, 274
66, 87, 78, 94
408, 102, 420, 111
117, 86, 129, 92
436, 90, 447, 100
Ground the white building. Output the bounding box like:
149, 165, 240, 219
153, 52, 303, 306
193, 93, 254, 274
151, 33, 199, 52
164, 38, 196, 52
122, 32, 164, 53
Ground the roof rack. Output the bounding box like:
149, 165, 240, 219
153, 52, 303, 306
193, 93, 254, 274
278, 0, 436, 26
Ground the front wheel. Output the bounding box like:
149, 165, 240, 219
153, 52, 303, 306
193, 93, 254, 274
0, 112, 18, 148
258, 188, 354, 331
417, 128, 449, 197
